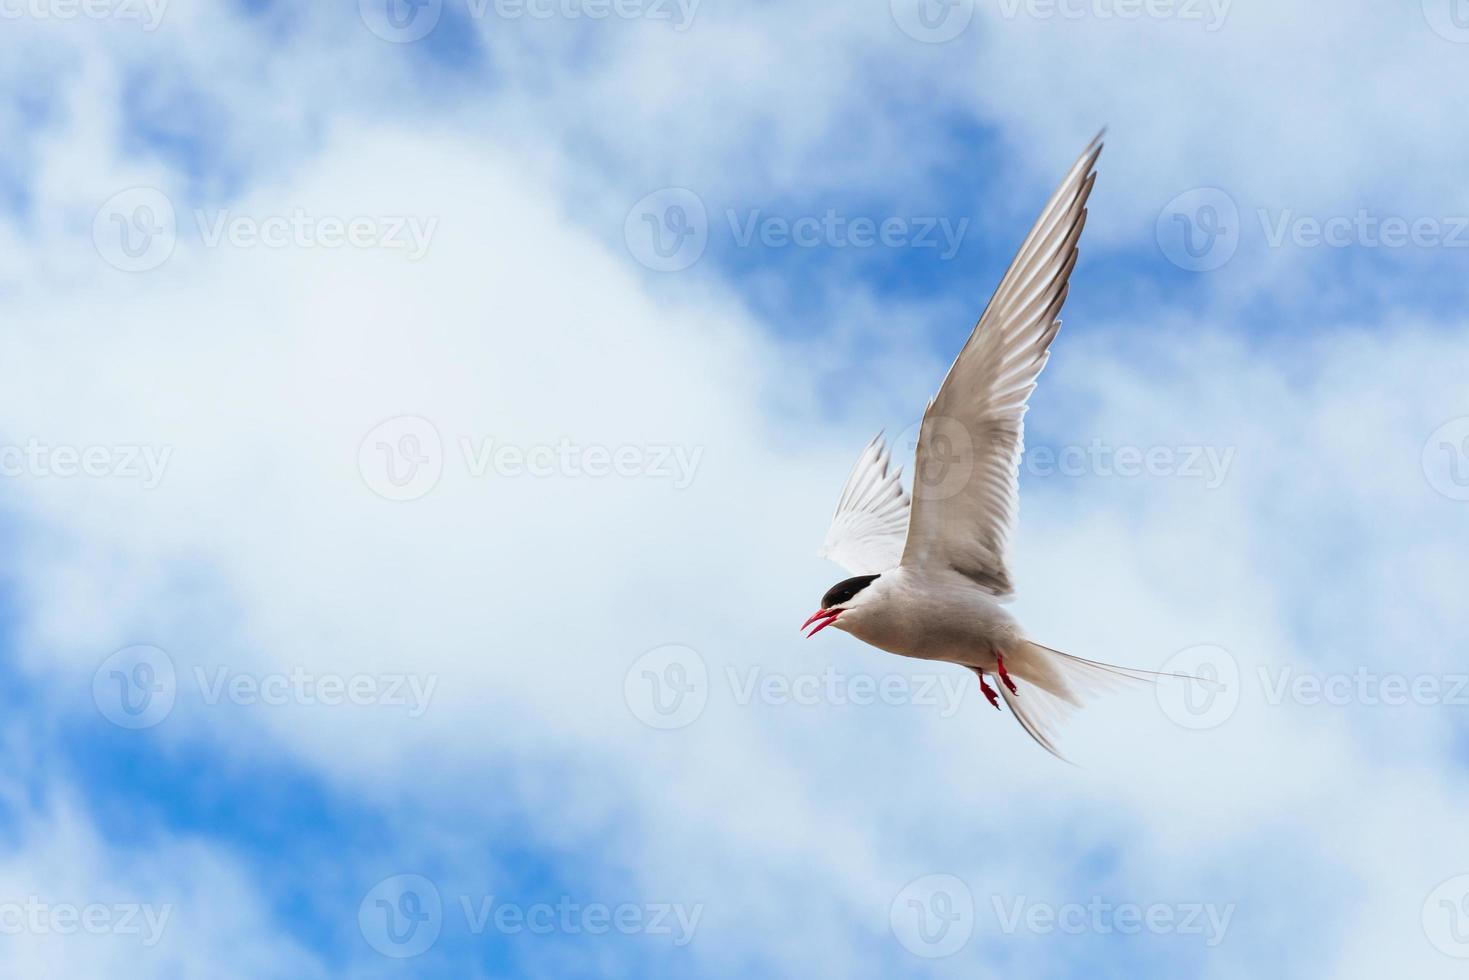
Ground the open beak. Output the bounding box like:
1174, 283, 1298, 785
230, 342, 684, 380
801, 607, 842, 638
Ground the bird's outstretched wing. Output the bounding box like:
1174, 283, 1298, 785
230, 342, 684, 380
818, 433, 911, 576
899, 133, 1103, 598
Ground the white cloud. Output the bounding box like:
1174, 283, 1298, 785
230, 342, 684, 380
0, 778, 322, 978
3, 3, 1469, 976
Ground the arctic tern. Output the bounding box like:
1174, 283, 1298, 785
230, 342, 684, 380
804, 133, 1174, 759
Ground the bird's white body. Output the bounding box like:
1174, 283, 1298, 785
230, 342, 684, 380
832, 565, 1022, 669
806, 133, 1173, 758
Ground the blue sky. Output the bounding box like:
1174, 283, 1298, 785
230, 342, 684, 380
2, 1, 1469, 977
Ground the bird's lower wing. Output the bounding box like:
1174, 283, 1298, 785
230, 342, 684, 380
818, 433, 910, 576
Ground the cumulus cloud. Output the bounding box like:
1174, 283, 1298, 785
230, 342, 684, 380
2, 2, 1468, 977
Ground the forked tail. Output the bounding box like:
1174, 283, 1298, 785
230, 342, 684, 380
996, 640, 1206, 762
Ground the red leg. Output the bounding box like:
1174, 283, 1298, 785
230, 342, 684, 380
996, 652, 1018, 696
974, 670, 1000, 710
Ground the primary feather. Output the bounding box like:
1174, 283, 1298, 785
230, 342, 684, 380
899, 132, 1103, 598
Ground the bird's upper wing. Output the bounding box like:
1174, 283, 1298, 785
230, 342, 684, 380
817, 433, 911, 576
898, 133, 1103, 598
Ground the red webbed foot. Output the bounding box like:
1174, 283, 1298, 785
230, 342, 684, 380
996, 652, 1019, 696
975, 670, 1000, 710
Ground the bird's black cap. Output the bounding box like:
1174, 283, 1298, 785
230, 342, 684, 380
821, 574, 879, 609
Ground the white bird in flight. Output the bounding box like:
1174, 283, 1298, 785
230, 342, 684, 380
803, 133, 1173, 759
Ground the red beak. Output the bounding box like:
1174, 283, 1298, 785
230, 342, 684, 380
801, 607, 842, 638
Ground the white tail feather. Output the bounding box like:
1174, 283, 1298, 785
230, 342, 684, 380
998, 641, 1206, 762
